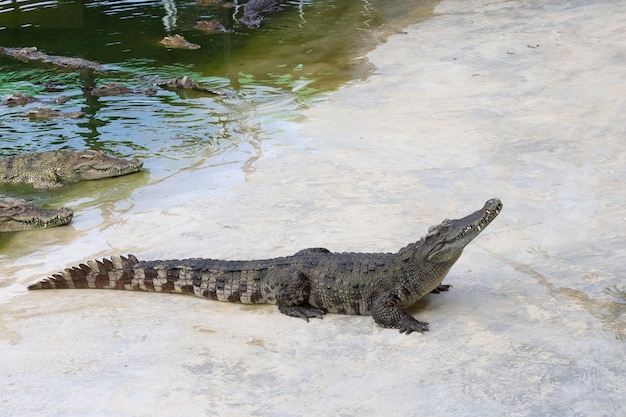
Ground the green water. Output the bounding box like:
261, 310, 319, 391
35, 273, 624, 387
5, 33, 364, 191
1, 0, 438, 157
0, 0, 438, 249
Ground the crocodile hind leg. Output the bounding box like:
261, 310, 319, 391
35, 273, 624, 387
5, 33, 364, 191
430, 284, 452, 294
275, 268, 325, 321
371, 292, 429, 334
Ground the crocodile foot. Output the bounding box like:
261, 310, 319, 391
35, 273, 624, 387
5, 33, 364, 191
279, 304, 325, 322
398, 316, 429, 334
430, 284, 452, 294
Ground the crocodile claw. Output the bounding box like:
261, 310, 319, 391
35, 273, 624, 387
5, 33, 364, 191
430, 284, 452, 294
398, 316, 429, 334
279, 304, 326, 322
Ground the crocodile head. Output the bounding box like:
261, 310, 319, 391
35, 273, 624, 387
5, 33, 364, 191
399, 198, 503, 263
66, 150, 143, 181
0, 197, 73, 232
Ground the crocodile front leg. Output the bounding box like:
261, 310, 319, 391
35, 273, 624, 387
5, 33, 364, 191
275, 268, 325, 321
371, 292, 429, 334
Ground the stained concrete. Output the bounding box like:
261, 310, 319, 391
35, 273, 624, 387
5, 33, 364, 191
2, 0, 625, 416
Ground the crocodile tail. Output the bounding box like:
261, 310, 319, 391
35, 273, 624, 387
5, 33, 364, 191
28, 255, 140, 290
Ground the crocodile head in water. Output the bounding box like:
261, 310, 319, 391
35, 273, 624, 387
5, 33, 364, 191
398, 198, 503, 263
239, 0, 281, 28
0, 150, 144, 188
64, 150, 143, 181
0, 197, 73, 232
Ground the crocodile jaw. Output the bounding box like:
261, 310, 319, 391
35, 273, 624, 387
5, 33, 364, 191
425, 198, 502, 262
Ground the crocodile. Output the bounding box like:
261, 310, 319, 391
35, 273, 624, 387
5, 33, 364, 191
0, 197, 73, 232
153, 76, 227, 95
240, 0, 284, 29
26, 107, 84, 120
28, 198, 502, 333
197, 0, 233, 5
83, 82, 157, 97
3, 91, 37, 106
1, 46, 222, 96
81, 79, 224, 97
0, 150, 143, 189
0, 46, 102, 70
193, 19, 233, 33
3, 91, 70, 106
159, 35, 201, 50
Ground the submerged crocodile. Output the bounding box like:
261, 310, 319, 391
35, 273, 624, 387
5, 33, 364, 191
83, 79, 225, 97
26, 107, 84, 120
28, 198, 502, 333
193, 19, 233, 33
0, 46, 102, 70
1, 45, 225, 96
0, 197, 73, 232
153, 77, 227, 95
3, 91, 70, 106
3, 91, 37, 106
83, 82, 157, 97
240, 0, 284, 29
0, 150, 143, 189
197, 0, 234, 6
159, 35, 201, 50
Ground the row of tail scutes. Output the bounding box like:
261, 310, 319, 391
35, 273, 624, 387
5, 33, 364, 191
27, 254, 139, 290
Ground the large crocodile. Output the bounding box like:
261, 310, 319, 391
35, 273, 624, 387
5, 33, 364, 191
28, 198, 502, 333
0, 197, 73, 232
0, 150, 143, 189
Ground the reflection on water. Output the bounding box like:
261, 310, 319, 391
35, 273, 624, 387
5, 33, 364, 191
1, 0, 439, 177
0, 0, 440, 258
0, 0, 439, 253
0, 0, 83, 27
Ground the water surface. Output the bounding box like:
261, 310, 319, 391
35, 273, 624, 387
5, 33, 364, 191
1, 0, 440, 157
1, 0, 439, 251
